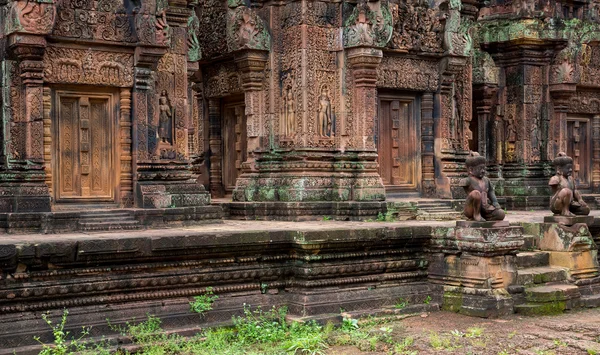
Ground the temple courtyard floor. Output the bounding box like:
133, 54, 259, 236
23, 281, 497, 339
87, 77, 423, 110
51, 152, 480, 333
328, 307, 600, 355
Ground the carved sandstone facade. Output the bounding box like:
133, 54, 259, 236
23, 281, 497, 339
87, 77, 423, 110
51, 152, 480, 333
0, 0, 210, 212
2, 0, 600, 214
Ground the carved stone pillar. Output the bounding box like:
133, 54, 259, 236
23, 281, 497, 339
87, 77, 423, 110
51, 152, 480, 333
421, 92, 435, 197
234, 50, 268, 159
0, 32, 52, 212
593, 114, 600, 193
549, 84, 576, 160
208, 99, 224, 198
473, 84, 498, 160
132, 0, 210, 208
483, 40, 559, 198
120, 89, 133, 207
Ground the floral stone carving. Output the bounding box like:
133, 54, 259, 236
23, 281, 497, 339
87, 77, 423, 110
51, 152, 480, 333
343, 0, 393, 48
5, 0, 56, 35
226, 2, 271, 53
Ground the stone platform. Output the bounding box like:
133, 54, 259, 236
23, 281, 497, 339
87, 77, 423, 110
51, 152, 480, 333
3, 212, 600, 353
0, 220, 445, 354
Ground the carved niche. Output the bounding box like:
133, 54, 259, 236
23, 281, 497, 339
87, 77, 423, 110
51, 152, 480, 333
388, 0, 443, 53
43, 46, 134, 87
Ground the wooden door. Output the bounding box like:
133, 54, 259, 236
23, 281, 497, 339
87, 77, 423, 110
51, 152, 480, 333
377, 95, 420, 191
55, 93, 114, 202
222, 102, 247, 193
567, 117, 592, 189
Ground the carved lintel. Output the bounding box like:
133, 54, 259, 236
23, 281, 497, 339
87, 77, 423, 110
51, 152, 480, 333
234, 49, 268, 91
346, 47, 383, 87
550, 83, 577, 112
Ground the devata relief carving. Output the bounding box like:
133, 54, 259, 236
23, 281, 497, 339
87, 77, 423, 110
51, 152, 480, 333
317, 85, 333, 138
158, 91, 173, 145
283, 86, 295, 138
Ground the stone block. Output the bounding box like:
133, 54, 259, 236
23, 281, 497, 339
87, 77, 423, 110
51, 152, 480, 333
543, 215, 594, 226
442, 286, 514, 318
540, 223, 596, 252
453, 225, 524, 256
548, 250, 599, 280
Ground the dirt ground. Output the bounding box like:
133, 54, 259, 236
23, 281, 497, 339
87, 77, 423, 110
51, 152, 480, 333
328, 308, 600, 355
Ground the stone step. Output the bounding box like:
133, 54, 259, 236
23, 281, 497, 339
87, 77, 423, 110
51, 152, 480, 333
581, 294, 600, 308
79, 212, 132, 219
515, 284, 581, 316
516, 266, 569, 286
416, 212, 462, 221
517, 251, 550, 269
79, 220, 140, 232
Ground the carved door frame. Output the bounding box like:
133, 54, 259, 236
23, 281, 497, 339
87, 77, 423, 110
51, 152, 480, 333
49, 86, 121, 206
376, 91, 422, 193
566, 115, 593, 191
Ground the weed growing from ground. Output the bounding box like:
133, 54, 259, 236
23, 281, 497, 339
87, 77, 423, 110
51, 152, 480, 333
395, 298, 409, 310
34, 309, 91, 355
190, 287, 219, 316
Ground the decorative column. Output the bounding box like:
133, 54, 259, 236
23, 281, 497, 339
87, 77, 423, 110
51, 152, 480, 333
345, 47, 386, 200
593, 114, 600, 193
120, 89, 133, 207
132, 0, 210, 208
474, 85, 497, 160
421, 92, 435, 197
0, 0, 56, 212
234, 50, 268, 158
208, 99, 223, 198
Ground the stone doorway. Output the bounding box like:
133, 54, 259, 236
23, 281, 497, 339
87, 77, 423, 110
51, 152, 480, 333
222, 101, 247, 194
53, 91, 118, 204
376, 93, 421, 193
567, 116, 592, 190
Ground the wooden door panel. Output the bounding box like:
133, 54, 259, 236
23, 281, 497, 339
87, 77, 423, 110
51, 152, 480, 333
89, 99, 112, 198
58, 97, 79, 198
377, 95, 419, 191
56, 93, 114, 202
222, 102, 247, 193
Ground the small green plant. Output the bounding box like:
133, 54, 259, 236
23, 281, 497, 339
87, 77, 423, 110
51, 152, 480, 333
395, 298, 409, 310
508, 330, 517, 339
498, 350, 510, 355
588, 349, 598, 355
451, 329, 465, 337
424, 295, 432, 304
34, 309, 90, 355
322, 216, 332, 221
429, 331, 459, 351
394, 336, 416, 355
190, 287, 219, 315
465, 327, 484, 338
553, 339, 567, 347
341, 318, 359, 332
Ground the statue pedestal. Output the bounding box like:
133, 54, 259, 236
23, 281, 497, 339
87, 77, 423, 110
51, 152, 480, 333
428, 221, 524, 317
540, 219, 599, 280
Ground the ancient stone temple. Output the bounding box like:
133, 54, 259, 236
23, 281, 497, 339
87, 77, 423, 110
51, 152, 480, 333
2, 0, 600, 215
